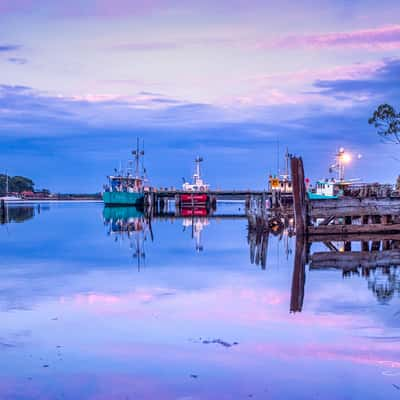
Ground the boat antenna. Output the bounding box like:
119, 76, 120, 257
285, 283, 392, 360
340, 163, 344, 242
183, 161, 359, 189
285, 147, 290, 179
195, 156, 203, 178
276, 138, 280, 176
5, 170, 8, 196
141, 138, 146, 179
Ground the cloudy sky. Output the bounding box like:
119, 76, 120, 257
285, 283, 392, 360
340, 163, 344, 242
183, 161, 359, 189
1, 0, 400, 191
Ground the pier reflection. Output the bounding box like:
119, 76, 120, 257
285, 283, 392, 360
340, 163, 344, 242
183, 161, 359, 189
4, 205, 398, 311
292, 234, 400, 312
0, 203, 46, 224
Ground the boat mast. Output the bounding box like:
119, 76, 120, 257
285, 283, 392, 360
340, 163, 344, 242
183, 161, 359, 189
195, 156, 203, 180
5, 171, 8, 195
132, 137, 145, 178
284, 148, 290, 180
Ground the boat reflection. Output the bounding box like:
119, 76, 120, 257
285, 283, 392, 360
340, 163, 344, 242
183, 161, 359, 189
103, 206, 152, 269
182, 216, 209, 252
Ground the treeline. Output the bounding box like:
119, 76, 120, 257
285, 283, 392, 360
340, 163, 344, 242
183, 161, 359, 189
0, 174, 35, 194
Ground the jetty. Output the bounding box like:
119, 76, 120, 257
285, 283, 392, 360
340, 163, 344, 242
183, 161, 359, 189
290, 156, 400, 238
145, 189, 292, 215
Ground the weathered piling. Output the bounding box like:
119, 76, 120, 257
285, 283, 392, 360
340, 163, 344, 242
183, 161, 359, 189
290, 157, 307, 236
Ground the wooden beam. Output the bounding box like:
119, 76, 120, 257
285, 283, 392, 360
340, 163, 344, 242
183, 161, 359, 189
310, 249, 400, 269
310, 197, 400, 218
309, 223, 400, 236
308, 232, 400, 243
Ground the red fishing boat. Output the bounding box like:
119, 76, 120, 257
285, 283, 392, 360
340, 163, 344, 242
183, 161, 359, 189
180, 157, 210, 207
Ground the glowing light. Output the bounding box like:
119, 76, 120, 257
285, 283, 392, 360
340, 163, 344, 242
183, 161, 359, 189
342, 153, 352, 163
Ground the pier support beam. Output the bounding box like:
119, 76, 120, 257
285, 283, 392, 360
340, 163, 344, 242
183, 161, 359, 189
290, 157, 307, 236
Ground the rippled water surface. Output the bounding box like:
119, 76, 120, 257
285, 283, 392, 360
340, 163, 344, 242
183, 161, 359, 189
0, 202, 399, 399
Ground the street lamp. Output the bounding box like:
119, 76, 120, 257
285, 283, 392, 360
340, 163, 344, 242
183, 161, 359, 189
329, 147, 353, 181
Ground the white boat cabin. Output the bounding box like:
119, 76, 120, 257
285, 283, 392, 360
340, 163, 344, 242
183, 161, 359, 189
182, 157, 210, 192
315, 179, 341, 197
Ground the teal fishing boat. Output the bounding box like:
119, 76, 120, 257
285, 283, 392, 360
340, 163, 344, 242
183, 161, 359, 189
102, 139, 148, 206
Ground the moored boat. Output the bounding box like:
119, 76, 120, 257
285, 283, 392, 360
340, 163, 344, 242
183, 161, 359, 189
180, 157, 210, 207
103, 139, 148, 207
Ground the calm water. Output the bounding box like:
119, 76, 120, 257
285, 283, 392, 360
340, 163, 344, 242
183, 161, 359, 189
0, 203, 399, 400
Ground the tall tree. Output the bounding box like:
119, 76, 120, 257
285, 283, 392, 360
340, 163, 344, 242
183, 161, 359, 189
0, 174, 35, 194
368, 104, 400, 143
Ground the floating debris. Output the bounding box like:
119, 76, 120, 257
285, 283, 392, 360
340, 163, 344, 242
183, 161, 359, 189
201, 339, 239, 348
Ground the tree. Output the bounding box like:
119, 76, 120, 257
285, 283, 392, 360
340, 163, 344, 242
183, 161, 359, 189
0, 174, 35, 194
368, 103, 400, 143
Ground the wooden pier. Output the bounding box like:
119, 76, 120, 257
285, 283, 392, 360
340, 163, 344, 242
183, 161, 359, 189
144, 189, 292, 215
291, 156, 400, 237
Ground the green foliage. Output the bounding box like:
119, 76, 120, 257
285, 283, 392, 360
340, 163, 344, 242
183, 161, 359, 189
369, 104, 400, 143
0, 174, 35, 194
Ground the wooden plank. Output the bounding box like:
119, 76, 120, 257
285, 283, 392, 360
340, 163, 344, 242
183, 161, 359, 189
310, 249, 400, 269
309, 223, 400, 236
310, 197, 400, 218
308, 232, 400, 243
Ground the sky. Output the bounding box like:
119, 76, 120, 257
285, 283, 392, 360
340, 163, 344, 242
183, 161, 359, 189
1, 0, 400, 192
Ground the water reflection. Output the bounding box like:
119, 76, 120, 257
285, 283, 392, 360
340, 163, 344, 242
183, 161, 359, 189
0, 203, 400, 399
0, 203, 47, 224
103, 206, 152, 269
102, 205, 400, 310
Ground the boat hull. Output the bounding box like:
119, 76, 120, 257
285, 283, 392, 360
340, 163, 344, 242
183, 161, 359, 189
180, 193, 209, 204
103, 191, 144, 206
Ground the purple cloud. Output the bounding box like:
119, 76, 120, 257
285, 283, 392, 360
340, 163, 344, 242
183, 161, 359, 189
112, 41, 179, 51
0, 0, 169, 17
0, 44, 21, 52
8, 57, 27, 65
260, 25, 400, 50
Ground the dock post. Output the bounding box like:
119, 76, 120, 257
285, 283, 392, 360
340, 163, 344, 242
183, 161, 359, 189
290, 157, 307, 236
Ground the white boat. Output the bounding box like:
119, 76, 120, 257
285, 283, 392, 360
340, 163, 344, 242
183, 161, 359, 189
182, 157, 210, 192
309, 148, 360, 199
1, 173, 22, 202
0, 195, 22, 202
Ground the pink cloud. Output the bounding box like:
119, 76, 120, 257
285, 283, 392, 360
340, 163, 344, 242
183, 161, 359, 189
247, 61, 385, 85
260, 25, 400, 50
112, 41, 179, 51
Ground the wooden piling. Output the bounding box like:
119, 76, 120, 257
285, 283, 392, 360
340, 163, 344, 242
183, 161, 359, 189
290, 157, 307, 236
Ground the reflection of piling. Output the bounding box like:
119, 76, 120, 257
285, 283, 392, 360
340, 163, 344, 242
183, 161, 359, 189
0, 200, 5, 224
247, 214, 269, 269
290, 235, 306, 312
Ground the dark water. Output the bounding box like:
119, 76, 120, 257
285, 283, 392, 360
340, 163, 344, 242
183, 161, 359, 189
0, 203, 399, 400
